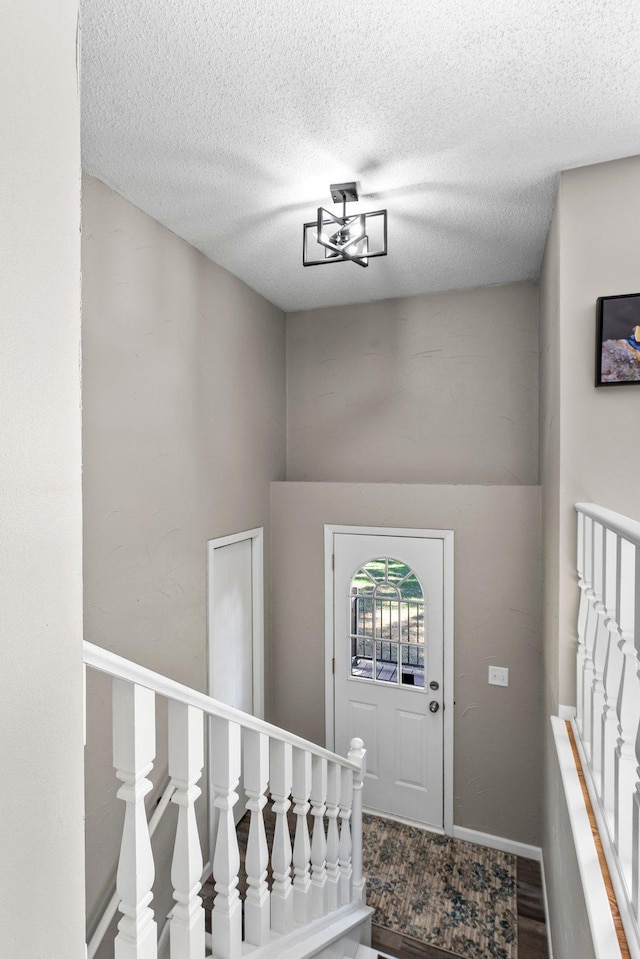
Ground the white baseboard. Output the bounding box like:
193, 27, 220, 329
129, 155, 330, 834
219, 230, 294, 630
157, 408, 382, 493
540, 851, 554, 959
363, 805, 445, 835
452, 825, 542, 861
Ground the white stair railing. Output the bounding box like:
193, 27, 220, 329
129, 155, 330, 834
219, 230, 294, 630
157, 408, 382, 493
88, 780, 175, 959
574, 504, 640, 957
84, 641, 366, 959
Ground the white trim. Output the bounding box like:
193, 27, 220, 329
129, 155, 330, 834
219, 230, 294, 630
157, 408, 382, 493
540, 851, 554, 959
452, 825, 542, 862
324, 524, 455, 836
550, 715, 624, 959
570, 718, 640, 959
442, 529, 454, 835
362, 805, 446, 835
207, 526, 265, 719
324, 524, 334, 749
558, 703, 577, 720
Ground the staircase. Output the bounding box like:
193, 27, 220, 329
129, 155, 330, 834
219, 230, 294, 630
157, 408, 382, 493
84, 641, 375, 959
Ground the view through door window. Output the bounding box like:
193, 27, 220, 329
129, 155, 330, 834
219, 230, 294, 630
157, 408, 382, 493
349, 557, 425, 687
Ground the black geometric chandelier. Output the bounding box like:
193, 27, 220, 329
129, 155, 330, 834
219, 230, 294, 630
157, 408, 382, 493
302, 182, 388, 269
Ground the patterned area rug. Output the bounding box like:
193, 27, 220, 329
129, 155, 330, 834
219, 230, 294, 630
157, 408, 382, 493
363, 813, 517, 959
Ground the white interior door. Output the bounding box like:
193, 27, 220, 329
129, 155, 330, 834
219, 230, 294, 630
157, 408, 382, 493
209, 537, 254, 713
333, 531, 445, 829
208, 528, 264, 838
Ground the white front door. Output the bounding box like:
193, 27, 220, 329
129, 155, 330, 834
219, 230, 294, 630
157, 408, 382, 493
333, 531, 446, 829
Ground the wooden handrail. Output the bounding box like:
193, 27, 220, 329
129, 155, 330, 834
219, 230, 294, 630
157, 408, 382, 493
84, 641, 359, 773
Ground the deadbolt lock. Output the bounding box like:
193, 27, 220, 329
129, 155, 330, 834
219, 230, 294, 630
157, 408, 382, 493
429, 680, 439, 691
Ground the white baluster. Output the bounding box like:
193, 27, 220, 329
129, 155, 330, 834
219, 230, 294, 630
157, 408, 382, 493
292, 748, 313, 924
590, 523, 608, 789
168, 701, 205, 959
269, 740, 293, 933
576, 510, 588, 736
582, 517, 597, 757
633, 718, 640, 918
112, 680, 157, 959
348, 738, 366, 905
338, 765, 353, 906
210, 718, 242, 959
325, 763, 341, 913
310, 756, 328, 918
601, 528, 624, 826
244, 730, 270, 946
615, 540, 640, 890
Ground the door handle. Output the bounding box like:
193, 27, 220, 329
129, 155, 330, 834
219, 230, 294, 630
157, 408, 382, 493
429, 700, 440, 713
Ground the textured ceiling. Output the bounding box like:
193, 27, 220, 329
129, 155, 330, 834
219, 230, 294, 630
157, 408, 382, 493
81, 0, 640, 312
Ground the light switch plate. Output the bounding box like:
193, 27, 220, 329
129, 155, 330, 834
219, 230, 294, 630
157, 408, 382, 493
488, 665, 509, 687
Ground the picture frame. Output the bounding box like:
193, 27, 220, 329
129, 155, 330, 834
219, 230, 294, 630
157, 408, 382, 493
596, 292, 640, 387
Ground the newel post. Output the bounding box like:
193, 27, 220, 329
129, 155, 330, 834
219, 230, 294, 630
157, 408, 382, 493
168, 701, 205, 959
112, 680, 157, 959
348, 738, 366, 905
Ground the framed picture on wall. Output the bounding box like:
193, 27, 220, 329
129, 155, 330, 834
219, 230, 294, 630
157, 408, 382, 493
596, 292, 640, 386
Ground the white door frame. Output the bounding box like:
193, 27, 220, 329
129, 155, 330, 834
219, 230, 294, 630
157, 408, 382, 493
207, 526, 265, 719
324, 524, 454, 835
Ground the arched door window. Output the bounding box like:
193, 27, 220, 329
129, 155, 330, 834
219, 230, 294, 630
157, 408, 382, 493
349, 557, 425, 687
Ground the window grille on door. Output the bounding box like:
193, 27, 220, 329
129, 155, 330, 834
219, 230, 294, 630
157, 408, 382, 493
349, 557, 425, 687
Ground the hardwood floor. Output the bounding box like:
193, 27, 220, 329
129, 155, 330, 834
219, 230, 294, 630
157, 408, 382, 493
370, 856, 550, 959
516, 857, 549, 959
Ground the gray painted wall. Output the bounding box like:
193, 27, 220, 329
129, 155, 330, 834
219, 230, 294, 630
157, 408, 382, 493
540, 155, 640, 959
270, 482, 542, 846
286, 282, 539, 485
555, 155, 640, 706
0, 2, 84, 956
82, 175, 286, 943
